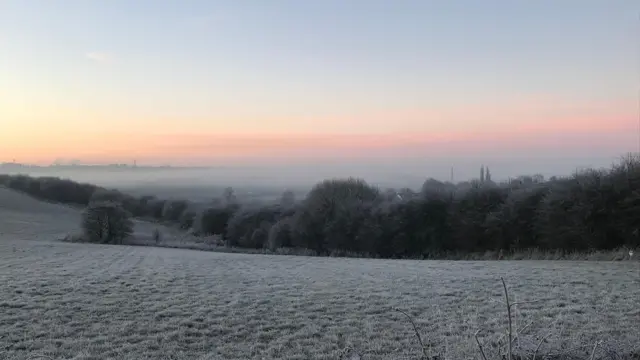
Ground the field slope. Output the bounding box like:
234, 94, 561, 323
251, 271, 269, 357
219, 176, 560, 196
0, 186, 81, 241
0, 186, 174, 243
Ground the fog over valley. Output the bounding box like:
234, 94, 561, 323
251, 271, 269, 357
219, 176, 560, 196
1, 153, 626, 192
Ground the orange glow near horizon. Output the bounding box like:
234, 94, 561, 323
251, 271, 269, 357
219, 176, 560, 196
0, 97, 636, 165
1, 117, 634, 165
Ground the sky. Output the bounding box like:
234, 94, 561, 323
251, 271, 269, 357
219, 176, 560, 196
0, 0, 639, 180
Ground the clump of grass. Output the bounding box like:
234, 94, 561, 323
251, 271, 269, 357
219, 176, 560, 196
152, 228, 162, 244
383, 278, 617, 360
395, 308, 430, 359
60, 233, 86, 243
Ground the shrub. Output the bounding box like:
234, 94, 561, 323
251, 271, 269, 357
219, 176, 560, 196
152, 228, 162, 244
147, 199, 167, 220
250, 227, 269, 249
89, 188, 145, 217
267, 217, 293, 250
226, 205, 283, 248
179, 210, 196, 230
162, 200, 189, 222
81, 201, 134, 244
90, 189, 124, 204
195, 205, 238, 236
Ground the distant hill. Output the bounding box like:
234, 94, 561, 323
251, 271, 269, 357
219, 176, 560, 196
0, 186, 79, 215
0, 186, 81, 241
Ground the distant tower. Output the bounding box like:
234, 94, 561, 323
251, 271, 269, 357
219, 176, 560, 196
485, 166, 492, 182
480, 165, 485, 183
450, 167, 454, 183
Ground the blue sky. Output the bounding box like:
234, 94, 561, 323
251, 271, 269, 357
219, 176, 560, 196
0, 0, 638, 175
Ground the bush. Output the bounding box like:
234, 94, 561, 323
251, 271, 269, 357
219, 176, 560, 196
147, 199, 167, 220
81, 201, 134, 244
267, 217, 293, 250
250, 227, 269, 249
195, 205, 238, 236
226, 205, 284, 248
90, 189, 124, 204
179, 210, 196, 230
152, 228, 162, 244
162, 200, 190, 222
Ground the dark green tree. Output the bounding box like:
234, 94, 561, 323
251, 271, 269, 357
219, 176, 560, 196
81, 202, 133, 244
291, 178, 380, 253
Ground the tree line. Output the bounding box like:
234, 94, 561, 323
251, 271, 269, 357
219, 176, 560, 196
1, 154, 638, 257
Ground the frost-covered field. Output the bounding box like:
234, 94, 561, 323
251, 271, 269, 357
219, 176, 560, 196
1, 187, 638, 359
1, 238, 638, 360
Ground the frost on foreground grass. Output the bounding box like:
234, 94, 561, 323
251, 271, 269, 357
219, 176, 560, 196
0, 240, 638, 360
